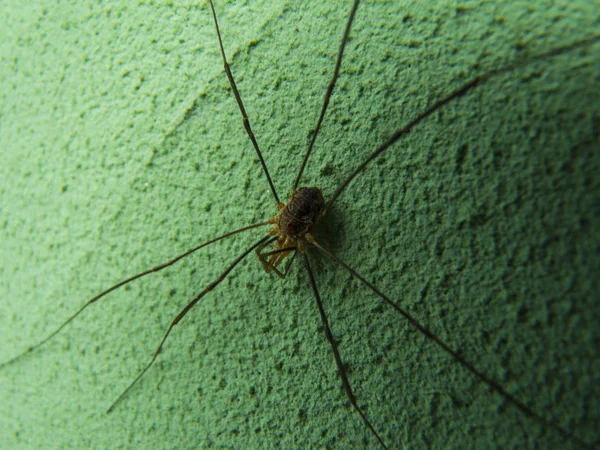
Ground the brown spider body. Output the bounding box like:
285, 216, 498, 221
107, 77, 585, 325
263, 187, 325, 271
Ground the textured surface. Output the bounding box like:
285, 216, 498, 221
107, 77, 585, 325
1, 0, 599, 449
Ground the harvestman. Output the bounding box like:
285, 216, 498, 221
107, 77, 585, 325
2, 1, 599, 448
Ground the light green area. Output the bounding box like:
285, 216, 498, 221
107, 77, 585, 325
1, 0, 599, 449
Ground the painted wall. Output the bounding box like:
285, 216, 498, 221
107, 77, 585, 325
1, 0, 598, 448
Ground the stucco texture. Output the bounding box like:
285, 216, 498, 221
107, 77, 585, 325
1, 1, 599, 449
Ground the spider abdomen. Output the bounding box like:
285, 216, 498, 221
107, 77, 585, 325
278, 187, 325, 239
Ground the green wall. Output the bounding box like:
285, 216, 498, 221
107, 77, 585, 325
1, 0, 598, 448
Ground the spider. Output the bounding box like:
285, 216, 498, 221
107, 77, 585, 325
1, 1, 598, 448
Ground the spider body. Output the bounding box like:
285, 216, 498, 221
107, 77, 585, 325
261, 187, 325, 272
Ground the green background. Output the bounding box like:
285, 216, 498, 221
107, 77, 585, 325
1, 0, 599, 449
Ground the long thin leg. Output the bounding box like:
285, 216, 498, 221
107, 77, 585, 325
0, 220, 270, 370
281, 250, 297, 277
292, 0, 360, 192
106, 235, 271, 414
256, 244, 297, 279
255, 238, 279, 276
310, 239, 594, 450
303, 253, 388, 450
324, 35, 600, 212
208, 0, 280, 204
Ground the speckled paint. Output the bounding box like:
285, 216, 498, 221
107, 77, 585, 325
1, 1, 599, 449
